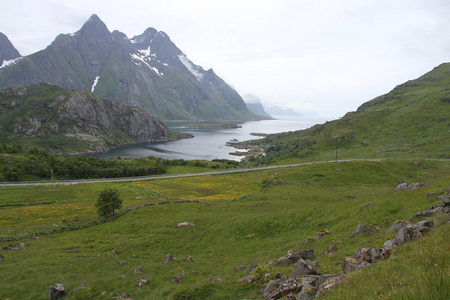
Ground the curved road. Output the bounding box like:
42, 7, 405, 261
0, 158, 447, 187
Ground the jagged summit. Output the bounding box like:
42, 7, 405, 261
0, 15, 257, 121
76, 14, 111, 41
0, 32, 22, 68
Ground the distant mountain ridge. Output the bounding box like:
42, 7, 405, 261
243, 94, 272, 119
0, 83, 172, 154
265, 106, 302, 116
0, 15, 257, 121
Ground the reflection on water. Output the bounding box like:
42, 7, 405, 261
93, 116, 327, 161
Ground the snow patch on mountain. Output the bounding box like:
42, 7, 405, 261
0, 57, 22, 69
91, 76, 100, 92
178, 55, 203, 81
130, 53, 163, 76
138, 46, 151, 57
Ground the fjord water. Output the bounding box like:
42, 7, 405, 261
95, 116, 327, 161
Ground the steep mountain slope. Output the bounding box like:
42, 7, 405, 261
0, 83, 171, 154
0, 32, 22, 68
0, 15, 256, 121
245, 63, 450, 163
243, 94, 273, 119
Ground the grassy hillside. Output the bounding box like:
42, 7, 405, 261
245, 63, 450, 164
0, 159, 448, 299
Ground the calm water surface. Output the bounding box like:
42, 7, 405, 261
95, 116, 327, 161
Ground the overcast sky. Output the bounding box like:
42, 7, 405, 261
2, 0, 449, 119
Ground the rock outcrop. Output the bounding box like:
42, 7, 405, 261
47, 283, 66, 300
247, 190, 450, 299
0, 84, 171, 154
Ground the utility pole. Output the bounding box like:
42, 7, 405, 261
335, 138, 340, 162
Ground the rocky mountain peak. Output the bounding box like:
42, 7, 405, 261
0, 15, 258, 121
131, 28, 158, 45
77, 14, 111, 41
0, 32, 21, 64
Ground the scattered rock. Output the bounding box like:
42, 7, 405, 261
396, 182, 426, 191
112, 292, 132, 299
314, 231, 330, 239
266, 256, 292, 267
290, 259, 321, 277
354, 247, 383, 263
350, 224, 374, 237
206, 276, 223, 283
288, 249, 314, 261
297, 285, 317, 300
407, 182, 426, 190
442, 195, 450, 207
47, 283, 66, 300
163, 254, 173, 264
133, 266, 144, 275
341, 257, 371, 274
395, 182, 408, 191
321, 245, 338, 256
381, 239, 395, 256
386, 220, 408, 234
247, 263, 258, 275
266, 277, 303, 299
393, 223, 425, 246
136, 278, 149, 288
176, 222, 195, 228
3, 242, 31, 250
171, 270, 185, 283
359, 201, 375, 212
183, 256, 194, 262
237, 275, 253, 283
235, 264, 246, 272
315, 275, 344, 298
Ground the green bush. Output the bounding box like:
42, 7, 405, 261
95, 188, 123, 219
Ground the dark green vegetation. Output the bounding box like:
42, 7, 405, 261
95, 188, 123, 218
245, 63, 450, 165
0, 143, 241, 181
0, 160, 449, 299
0, 144, 166, 181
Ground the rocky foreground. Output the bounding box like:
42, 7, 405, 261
236, 184, 450, 300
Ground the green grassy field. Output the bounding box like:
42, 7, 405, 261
1, 159, 448, 299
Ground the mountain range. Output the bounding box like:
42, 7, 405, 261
0, 14, 257, 121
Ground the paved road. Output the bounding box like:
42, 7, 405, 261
0, 158, 447, 187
